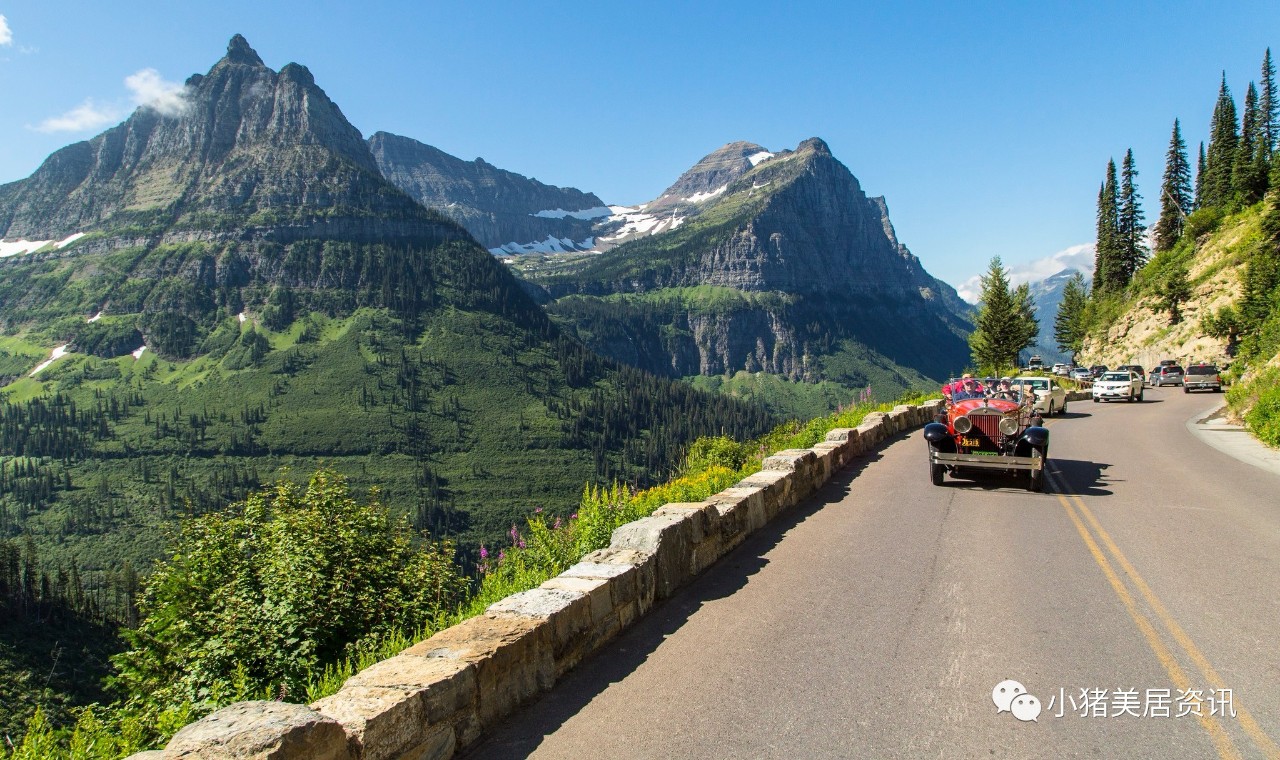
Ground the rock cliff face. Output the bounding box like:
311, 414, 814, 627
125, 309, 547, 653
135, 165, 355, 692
0, 35, 462, 247
369, 131, 606, 251
525, 138, 972, 389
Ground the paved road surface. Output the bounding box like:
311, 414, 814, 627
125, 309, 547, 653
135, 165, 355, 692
467, 388, 1280, 759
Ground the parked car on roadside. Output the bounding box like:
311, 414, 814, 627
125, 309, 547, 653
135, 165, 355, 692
1088, 364, 1108, 378
1150, 365, 1184, 387
1014, 376, 1068, 415
1093, 370, 1144, 402
1183, 363, 1223, 393
1070, 367, 1092, 381
1117, 364, 1145, 378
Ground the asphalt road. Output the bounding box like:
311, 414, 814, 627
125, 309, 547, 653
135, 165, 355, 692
466, 388, 1280, 759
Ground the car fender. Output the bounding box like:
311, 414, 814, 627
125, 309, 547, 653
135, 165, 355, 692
923, 422, 955, 451
1020, 425, 1049, 449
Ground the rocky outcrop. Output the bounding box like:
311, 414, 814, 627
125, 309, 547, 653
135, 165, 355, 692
368, 131, 605, 250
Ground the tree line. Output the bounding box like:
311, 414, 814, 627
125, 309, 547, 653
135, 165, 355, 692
1054, 48, 1279, 357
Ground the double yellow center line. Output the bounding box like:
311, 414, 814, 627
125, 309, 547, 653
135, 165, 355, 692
1048, 469, 1280, 760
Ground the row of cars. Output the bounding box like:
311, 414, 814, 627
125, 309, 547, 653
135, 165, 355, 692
1090, 361, 1224, 401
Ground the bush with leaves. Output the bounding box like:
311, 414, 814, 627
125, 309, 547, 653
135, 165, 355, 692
111, 470, 467, 712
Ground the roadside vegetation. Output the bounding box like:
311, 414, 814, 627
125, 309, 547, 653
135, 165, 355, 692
3, 389, 929, 758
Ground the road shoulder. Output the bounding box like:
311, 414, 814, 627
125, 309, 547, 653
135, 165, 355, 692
1185, 399, 1280, 478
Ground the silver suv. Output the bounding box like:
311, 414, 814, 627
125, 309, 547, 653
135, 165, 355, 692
1184, 364, 1222, 393
1150, 365, 1184, 387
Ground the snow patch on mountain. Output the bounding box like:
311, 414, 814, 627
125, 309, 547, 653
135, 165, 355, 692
132, 346, 147, 359
532, 206, 612, 220
1, 232, 87, 258
489, 235, 595, 255
748, 151, 774, 166
685, 185, 727, 204
30, 345, 70, 376
88, 311, 103, 323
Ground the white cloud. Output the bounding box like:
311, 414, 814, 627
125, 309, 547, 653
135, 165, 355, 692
32, 68, 189, 133
35, 99, 123, 132
125, 68, 189, 116
0, 15, 13, 46
956, 243, 1096, 303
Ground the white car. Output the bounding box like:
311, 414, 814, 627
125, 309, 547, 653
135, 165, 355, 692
1012, 376, 1068, 416
1092, 370, 1144, 402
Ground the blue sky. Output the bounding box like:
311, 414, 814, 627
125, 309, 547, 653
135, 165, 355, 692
1, 1, 1277, 290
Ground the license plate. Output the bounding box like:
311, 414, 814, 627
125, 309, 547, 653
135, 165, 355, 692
960, 438, 981, 447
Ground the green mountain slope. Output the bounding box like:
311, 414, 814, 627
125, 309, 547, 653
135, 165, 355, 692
513, 138, 972, 412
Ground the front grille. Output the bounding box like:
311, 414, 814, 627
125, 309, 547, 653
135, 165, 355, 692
969, 413, 1003, 445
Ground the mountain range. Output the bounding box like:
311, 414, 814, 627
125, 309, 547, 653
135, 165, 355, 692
0, 35, 772, 575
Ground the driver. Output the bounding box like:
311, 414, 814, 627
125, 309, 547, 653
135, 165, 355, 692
953, 373, 985, 400
990, 377, 1019, 401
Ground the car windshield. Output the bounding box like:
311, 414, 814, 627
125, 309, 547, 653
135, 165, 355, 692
1186, 365, 1219, 375
1100, 372, 1130, 381
1016, 378, 1049, 390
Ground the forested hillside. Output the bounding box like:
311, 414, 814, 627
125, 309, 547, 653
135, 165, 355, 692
1058, 49, 1280, 443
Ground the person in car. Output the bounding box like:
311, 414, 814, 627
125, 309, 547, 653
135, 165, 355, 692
952, 374, 985, 400
990, 377, 1020, 402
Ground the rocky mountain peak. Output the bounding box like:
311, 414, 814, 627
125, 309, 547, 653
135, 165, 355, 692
796, 136, 831, 155
223, 34, 265, 67
654, 141, 770, 204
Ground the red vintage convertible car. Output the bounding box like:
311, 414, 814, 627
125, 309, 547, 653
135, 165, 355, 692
923, 391, 1049, 491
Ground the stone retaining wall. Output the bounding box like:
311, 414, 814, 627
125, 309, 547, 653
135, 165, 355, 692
132, 399, 977, 759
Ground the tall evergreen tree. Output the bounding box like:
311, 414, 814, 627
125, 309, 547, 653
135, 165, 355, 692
1202, 74, 1238, 209
1261, 48, 1277, 160
1234, 82, 1265, 205
1118, 149, 1147, 284
1054, 272, 1090, 358
969, 257, 1036, 375
1094, 160, 1122, 292
1154, 119, 1192, 252
1194, 142, 1207, 210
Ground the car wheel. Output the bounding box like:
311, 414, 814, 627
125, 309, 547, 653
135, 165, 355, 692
1047, 401, 1054, 415
1027, 454, 1045, 492
929, 449, 945, 486
1137, 389, 1143, 402
1183, 386, 1190, 394
1092, 397, 1099, 403
1060, 402, 1067, 415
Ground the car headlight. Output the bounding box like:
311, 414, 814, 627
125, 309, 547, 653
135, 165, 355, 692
999, 416, 1020, 436
953, 416, 973, 434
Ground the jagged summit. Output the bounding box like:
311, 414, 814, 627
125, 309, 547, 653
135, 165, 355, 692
224, 34, 264, 66
0, 34, 458, 244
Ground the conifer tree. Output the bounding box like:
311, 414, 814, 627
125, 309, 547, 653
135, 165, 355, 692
1261, 48, 1277, 160
1154, 119, 1192, 252
1093, 160, 1122, 292
969, 257, 1036, 374
1202, 74, 1238, 209
1118, 149, 1147, 284
1194, 142, 1207, 209
1054, 272, 1090, 358
1234, 82, 1265, 205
